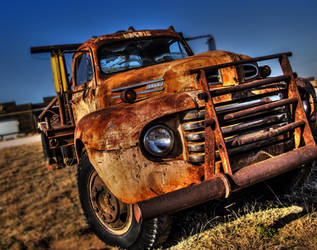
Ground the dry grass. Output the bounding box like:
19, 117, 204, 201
164, 169, 317, 250
1, 142, 317, 249
167, 205, 317, 249
0, 142, 115, 249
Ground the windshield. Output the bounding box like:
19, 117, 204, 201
98, 37, 188, 74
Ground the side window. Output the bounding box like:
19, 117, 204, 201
169, 41, 187, 59
75, 53, 93, 86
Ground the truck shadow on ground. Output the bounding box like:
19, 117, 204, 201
162, 170, 317, 249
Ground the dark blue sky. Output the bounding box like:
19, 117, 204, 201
1, 0, 317, 104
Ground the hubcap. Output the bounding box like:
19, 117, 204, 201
89, 171, 133, 235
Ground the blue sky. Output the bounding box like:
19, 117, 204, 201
0, 0, 317, 104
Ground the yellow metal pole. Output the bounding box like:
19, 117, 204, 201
58, 54, 69, 92
50, 54, 62, 93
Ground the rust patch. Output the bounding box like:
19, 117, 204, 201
86, 146, 202, 204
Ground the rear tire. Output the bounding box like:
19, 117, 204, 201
77, 152, 171, 249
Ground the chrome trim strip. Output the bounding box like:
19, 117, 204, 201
187, 143, 205, 152
208, 82, 221, 85
182, 121, 205, 131
189, 154, 204, 163
111, 87, 164, 99
182, 110, 205, 121
136, 87, 164, 95
111, 78, 164, 93
184, 131, 205, 142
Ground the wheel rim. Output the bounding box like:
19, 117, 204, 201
89, 170, 133, 235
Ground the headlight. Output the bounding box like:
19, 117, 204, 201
299, 89, 311, 119
143, 125, 174, 157
302, 99, 309, 113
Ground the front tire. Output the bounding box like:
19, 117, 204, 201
77, 152, 171, 249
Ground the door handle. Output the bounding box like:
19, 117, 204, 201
82, 88, 88, 100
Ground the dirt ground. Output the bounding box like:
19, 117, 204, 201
0, 134, 41, 149
0, 141, 317, 249
0, 142, 115, 250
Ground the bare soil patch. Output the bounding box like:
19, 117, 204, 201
0, 142, 115, 249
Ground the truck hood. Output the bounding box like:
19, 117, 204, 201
97, 50, 244, 105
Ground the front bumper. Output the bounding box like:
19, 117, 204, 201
136, 145, 317, 221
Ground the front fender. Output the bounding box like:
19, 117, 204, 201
74, 92, 203, 203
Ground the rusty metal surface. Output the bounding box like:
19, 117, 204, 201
232, 145, 317, 187
137, 173, 230, 220
74, 92, 206, 203
74, 92, 199, 151
32, 27, 317, 219
231, 120, 304, 147
86, 146, 202, 204
92, 49, 237, 111
209, 75, 290, 97
280, 55, 315, 147
38, 96, 57, 120
223, 97, 298, 121
136, 145, 317, 220
197, 70, 232, 177
71, 29, 241, 124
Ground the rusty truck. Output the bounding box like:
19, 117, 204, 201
30, 26, 317, 249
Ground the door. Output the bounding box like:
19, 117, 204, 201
0, 118, 19, 139
72, 51, 97, 123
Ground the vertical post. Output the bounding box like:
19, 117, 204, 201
198, 70, 232, 178
57, 94, 66, 127
279, 55, 315, 147
58, 53, 69, 92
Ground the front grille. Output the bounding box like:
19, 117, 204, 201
181, 78, 292, 165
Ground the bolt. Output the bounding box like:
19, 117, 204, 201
108, 214, 113, 220
198, 92, 209, 101
110, 205, 115, 211
204, 119, 215, 129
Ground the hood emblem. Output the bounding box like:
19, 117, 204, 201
112, 78, 165, 99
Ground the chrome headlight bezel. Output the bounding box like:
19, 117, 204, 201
143, 124, 175, 157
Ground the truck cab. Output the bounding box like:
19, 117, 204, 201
31, 26, 317, 249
